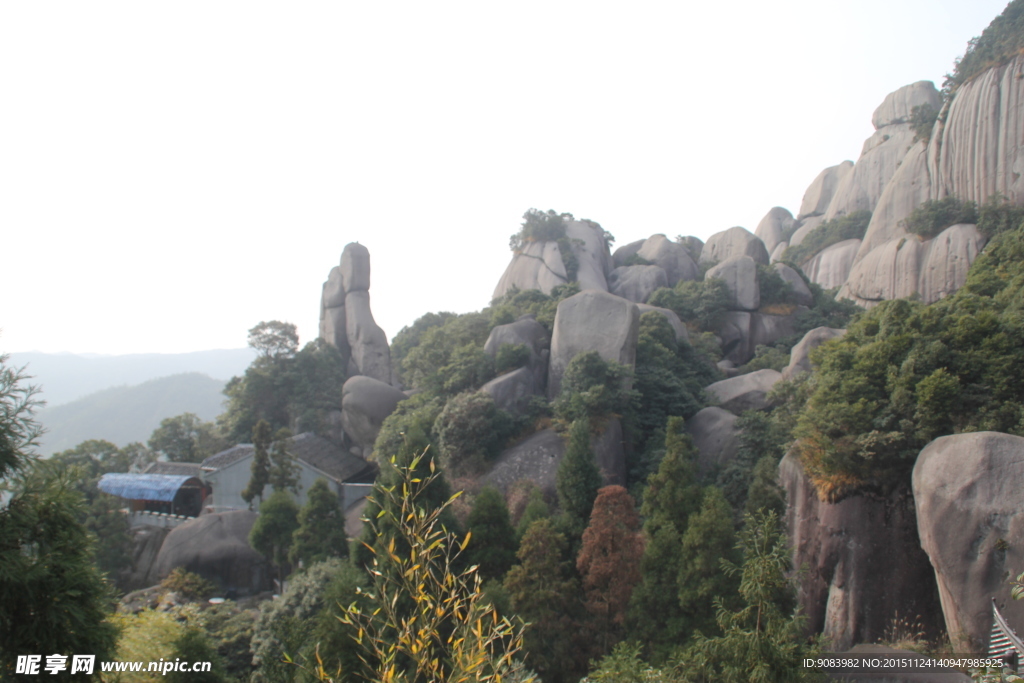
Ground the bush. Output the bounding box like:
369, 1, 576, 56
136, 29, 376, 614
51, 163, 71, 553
509, 208, 571, 252
161, 567, 217, 600
553, 352, 635, 424
910, 104, 939, 143
977, 192, 1024, 237
496, 343, 531, 374
943, 0, 1024, 97
434, 392, 514, 477
900, 196, 978, 239
648, 278, 732, 331
783, 210, 871, 266
757, 264, 794, 307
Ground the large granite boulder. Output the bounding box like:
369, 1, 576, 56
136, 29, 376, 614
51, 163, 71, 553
788, 215, 823, 247
686, 407, 741, 475
715, 309, 803, 366
755, 207, 797, 257
913, 432, 1024, 651
705, 255, 760, 311
319, 267, 350, 363
120, 525, 173, 591
341, 375, 406, 452
842, 225, 986, 306
483, 428, 565, 498
802, 238, 861, 290
769, 241, 788, 263
345, 290, 391, 383
484, 316, 550, 389
854, 143, 930, 261
636, 234, 700, 286
607, 265, 667, 303
636, 304, 689, 343
565, 219, 612, 292
492, 241, 568, 300
798, 162, 854, 219
771, 262, 814, 307
547, 290, 639, 399
705, 369, 782, 413
612, 239, 646, 268
153, 510, 271, 594
872, 81, 943, 129
341, 242, 372, 293
783, 327, 846, 380
824, 124, 918, 221
699, 226, 770, 266
678, 235, 704, 263
781, 452, 943, 651
480, 367, 538, 416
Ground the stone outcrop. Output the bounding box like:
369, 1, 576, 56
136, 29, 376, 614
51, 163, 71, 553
607, 265, 667, 303
871, 80, 943, 129
678, 235, 704, 263
480, 367, 538, 416
705, 369, 782, 413
772, 263, 814, 307
547, 290, 639, 399
484, 316, 550, 390
769, 241, 787, 263
686, 407, 741, 475
824, 123, 918, 221
612, 239, 646, 268
780, 452, 943, 651
699, 226, 770, 266
788, 215, 823, 247
705, 256, 760, 311
783, 327, 846, 380
802, 239, 861, 290
913, 432, 1024, 651
492, 220, 612, 300
798, 162, 854, 219
592, 418, 626, 486
715, 309, 803, 366
153, 510, 271, 594
340, 375, 406, 454
637, 304, 689, 343
636, 234, 700, 286
841, 225, 986, 306
755, 207, 797, 256
120, 525, 173, 591
319, 243, 391, 384
484, 428, 565, 497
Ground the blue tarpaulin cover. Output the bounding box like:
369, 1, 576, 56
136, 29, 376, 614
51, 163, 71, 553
98, 473, 197, 502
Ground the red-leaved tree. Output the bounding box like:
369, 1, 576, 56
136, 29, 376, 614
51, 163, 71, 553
576, 485, 645, 658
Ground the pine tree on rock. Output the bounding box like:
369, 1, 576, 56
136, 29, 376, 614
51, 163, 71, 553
577, 485, 644, 659
556, 418, 602, 541
241, 419, 272, 507
289, 478, 348, 567
464, 486, 517, 582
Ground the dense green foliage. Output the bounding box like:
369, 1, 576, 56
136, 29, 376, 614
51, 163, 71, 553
433, 392, 514, 477
910, 104, 939, 143
783, 210, 871, 267
944, 0, 1024, 96
900, 196, 979, 239
161, 567, 217, 600
0, 357, 120, 672
495, 342, 531, 374
148, 412, 227, 463
648, 278, 732, 331
242, 419, 272, 506
289, 479, 349, 566
510, 208, 571, 251
553, 352, 635, 425
249, 490, 300, 576
397, 311, 493, 396
220, 334, 347, 444
464, 486, 518, 581
794, 215, 1024, 499
556, 419, 603, 539
269, 427, 300, 493
757, 265, 794, 307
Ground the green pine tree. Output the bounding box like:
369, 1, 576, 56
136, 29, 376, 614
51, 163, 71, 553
464, 486, 517, 582
289, 479, 348, 567
249, 490, 300, 580
516, 486, 550, 541
677, 486, 740, 637
269, 427, 299, 493
556, 418, 602, 541
241, 419, 272, 507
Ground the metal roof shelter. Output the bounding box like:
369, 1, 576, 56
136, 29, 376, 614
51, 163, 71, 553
98, 473, 209, 518
989, 598, 1024, 674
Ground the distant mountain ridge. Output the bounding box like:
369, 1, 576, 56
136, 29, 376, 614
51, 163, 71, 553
8, 348, 255, 407
35, 372, 228, 456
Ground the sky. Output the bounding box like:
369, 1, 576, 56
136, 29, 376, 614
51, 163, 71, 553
0, 1, 1011, 356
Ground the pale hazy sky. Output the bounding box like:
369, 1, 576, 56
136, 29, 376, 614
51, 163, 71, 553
0, 1, 1010, 355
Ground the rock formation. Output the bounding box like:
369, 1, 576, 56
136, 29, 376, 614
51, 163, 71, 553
913, 432, 1024, 651
699, 226, 770, 266
636, 234, 700, 286
493, 220, 613, 300
705, 369, 782, 413
780, 452, 943, 651
607, 265, 667, 303
798, 162, 853, 220
755, 207, 797, 257
340, 375, 406, 456
705, 256, 760, 311
547, 289, 639, 399
783, 327, 846, 380
686, 406, 741, 475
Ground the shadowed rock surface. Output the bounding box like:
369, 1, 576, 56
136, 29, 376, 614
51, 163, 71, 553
780, 452, 943, 652
341, 375, 406, 451
706, 255, 760, 311
608, 265, 667, 303
913, 432, 1024, 651
705, 369, 782, 413
783, 327, 846, 380
686, 406, 741, 476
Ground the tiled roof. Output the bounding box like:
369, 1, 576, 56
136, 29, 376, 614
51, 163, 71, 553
202, 433, 376, 483
143, 461, 204, 477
